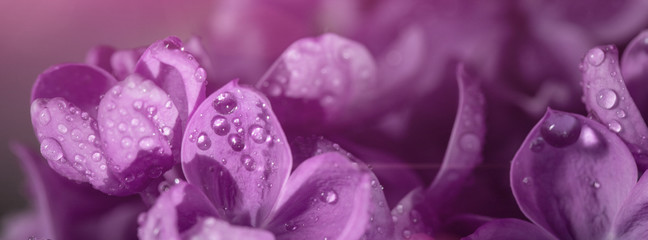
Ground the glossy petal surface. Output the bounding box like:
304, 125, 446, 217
511, 109, 636, 240
463, 219, 556, 240
265, 152, 372, 240
391, 188, 431, 240
612, 171, 648, 239
581, 45, 648, 170
181, 80, 291, 226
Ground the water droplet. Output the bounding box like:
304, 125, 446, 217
196, 132, 211, 150
402, 229, 412, 239
240, 154, 255, 171
164, 100, 173, 109
87, 134, 96, 143
92, 152, 102, 162
71, 129, 82, 140
319, 189, 338, 204
540, 112, 581, 148
596, 89, 618, 109
396, 204, 404, 214
139, 137, 156, 150
593, 181, 601, 188
284, 222, 298, 231
124, 174, 135, 182
616, 110, 626, 118
227, 134, 245, 152
147, 106, 157, 116
249, 125, 268, 144
194, 68, 206, 82
133, 100, 143, 110
74, 154, 85, 162
608, 120, 622, 133
57, 124, 68, 134
39, 109, 51, 125
530, 137, 545, 152
213, 92, 237, 115
40, 138, 64, 162
586, 48, 605, 66
118, 123, 127, 132
523, 177, 530, 184
121, 137, 133, 148
211, 116, 230, 136
459, 133, 480, 152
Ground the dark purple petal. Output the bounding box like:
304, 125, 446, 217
426, 64, 486, 216
97, 75, 179, 193
256, 33, 378, 129
1, 211, 45, 240
86, 45, 116, 74
31, 64, 118, 118
391, 188, 431, 240
581, 45, 648, 170
511, 109, 637, 239
138, 181, 219, 240
181, 80, 291, 226
263, 152, 372, 240
135, 36, 206, 124
621, 30, 648, 116
463, 219, 556, 240
181, 217, 275, 240
111, 48, 146, 81
611, 170, 648, 239
30, 98, 123, 194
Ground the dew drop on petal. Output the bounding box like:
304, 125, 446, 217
40, 138, 64, 162
227, 134, 245, 152
57, 124, 68, 134
586, 48, 605, 66
121, 137, 133, 148
616, 110, 626, 118
39, 109, 51, 125
596, 89, 618, 109
213, 92, 237, 115
240, 154, 255, 171
196, 132, 211, 150
319, 189, 338, 204
194, 67, 206, 82
402, 228, 412, 239
529, 137, 545, 152
284, 222, 298, 232
138, 137, 156, 150
608, 120, 622, 133
249, 125, 267, 144
540, 112, 581, 148
211, 116, 230, 136
92, 152, 102, 162
459, 133, 480, 152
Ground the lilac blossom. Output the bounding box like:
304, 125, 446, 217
29, 36, 207, 195
137, 80, 393, 239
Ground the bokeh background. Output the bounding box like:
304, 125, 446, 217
0, 0, 214, 219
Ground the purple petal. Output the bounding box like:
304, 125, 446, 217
111, 48, 146, 81
138, 181, 219, 240
621, 30, 648, 114
511, 109, 637, 239
391, 188, 431, 240
263, 152, 372, 240
86, 45, 116, 74
31, 64, 118, 118
135, 36, 206, 124
181, 80, 291, 226
181, 217, 275, 240
97, 75, 179, 193
463, 219, 556, 240
581, 45, 648, 170
426, 64, 486, 215
1, 211, 45, 240
256, 33, 378, 129
611, 170, 648, 239
30, 98, 122, 194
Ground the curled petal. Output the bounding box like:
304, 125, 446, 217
427, 64, 486, 217
511, 109, 637, 239
31, 64, 117, 118
86, 45, 116, 74
111, 48, 146, 81
181, 80, 291, 226
135, 36, 207, 123
611, 170, 648, 239
257, 33, 378, 129
581, 45, 648, 170
181, 217, 275, 240
97, 76, 179, 193
264, 152, 371, 240
30, 98, 121, 194
138, 182, 219, 240
463, 219, 556, 240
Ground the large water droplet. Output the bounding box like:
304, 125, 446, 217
240, 154, 255, 171
211, 116, 230, 136
596, 89, 618, 109
459, 133, 480, 152
213, 92, 237, 115
40, 138, 64, 162
319, 189, 338, 204
196, 132, 211, 150
540, 112, 581, 148
228, 134, 245, 152
608, 120, 622, 133
39, 109, 51, 125
139, 137, 156, 150
586, 48, 605, 66
249, 125, 268, 144
194, 68, 206, 82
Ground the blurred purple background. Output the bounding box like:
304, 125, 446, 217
0, 0, 214, 218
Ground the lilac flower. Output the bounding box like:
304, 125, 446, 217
137, 80, 392, 239
2, 143, 145, 240
29, 36, 207, 195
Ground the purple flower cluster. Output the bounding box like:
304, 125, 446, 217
5, 0, 648, 240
